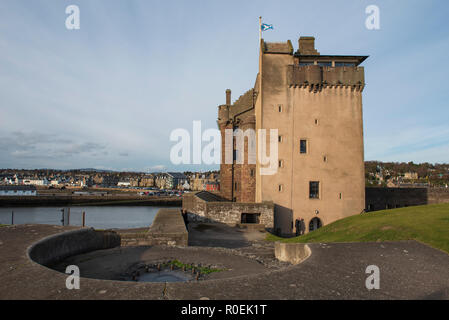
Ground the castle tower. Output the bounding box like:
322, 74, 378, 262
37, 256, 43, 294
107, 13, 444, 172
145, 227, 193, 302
218, 89, 257, 203
218, 36, 367, 235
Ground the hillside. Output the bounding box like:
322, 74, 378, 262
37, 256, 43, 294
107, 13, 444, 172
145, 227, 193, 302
267, 203, 449, 254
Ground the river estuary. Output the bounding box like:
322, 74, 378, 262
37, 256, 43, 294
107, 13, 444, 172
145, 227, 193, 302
0, 206, 179, 229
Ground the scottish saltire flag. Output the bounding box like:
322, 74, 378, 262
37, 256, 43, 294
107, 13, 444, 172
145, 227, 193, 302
261, 23, 274, 31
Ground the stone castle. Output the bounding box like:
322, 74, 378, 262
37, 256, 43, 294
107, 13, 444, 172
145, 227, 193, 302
184, 36, 368, 236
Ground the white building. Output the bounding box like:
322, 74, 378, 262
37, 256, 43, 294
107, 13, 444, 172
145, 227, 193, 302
23, 178, 49, 186
0, 185, 37, 196
117, 181, 131, 187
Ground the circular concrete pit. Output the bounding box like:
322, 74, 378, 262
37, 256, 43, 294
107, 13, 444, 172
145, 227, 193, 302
49, 245, 273, 282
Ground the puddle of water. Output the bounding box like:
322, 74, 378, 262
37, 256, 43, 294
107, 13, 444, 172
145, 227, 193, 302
137, 270, 194, 282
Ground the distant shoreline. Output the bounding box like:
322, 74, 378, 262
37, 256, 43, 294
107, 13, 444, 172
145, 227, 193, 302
0, 196, 182, 207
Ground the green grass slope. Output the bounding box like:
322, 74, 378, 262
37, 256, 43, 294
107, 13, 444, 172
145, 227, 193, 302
266, 203, 449, 254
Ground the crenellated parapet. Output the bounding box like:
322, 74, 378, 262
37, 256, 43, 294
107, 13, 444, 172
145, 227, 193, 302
287, 65, 365, 92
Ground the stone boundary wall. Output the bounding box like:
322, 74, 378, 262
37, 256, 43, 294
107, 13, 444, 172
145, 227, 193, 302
182, 193, 274, 228
365, 187, 449, 212
27, 228, 120, 267
120, 209, 188, 247
428, 188, 449, 205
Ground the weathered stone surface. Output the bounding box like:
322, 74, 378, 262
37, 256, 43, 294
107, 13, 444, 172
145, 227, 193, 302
1, 224, 449, 299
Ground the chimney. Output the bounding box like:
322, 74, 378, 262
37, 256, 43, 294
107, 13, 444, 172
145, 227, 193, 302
298, 36, 320, 55
226, 89, 231, 105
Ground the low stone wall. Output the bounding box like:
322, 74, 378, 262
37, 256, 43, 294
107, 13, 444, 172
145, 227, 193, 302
119, 232, 149, 246
274, 242, 311, 265
365, 187, 449, 212
183, 192, 274, 228
120, 209, 188, 247
428, 188, 449, 205
28, 228, 121, 267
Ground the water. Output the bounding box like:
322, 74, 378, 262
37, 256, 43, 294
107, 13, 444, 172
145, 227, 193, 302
0, 206, 180, 229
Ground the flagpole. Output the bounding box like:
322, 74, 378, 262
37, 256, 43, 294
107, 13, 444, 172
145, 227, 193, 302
259, 16, 262, 44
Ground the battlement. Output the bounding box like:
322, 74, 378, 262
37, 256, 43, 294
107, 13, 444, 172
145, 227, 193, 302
287, 65, 365, 91
217, 89, 256, 125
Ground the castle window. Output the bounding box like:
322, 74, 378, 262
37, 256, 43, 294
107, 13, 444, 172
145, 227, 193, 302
278, 135, 283, 143
315, 119, 319, 125
323, 155, 327, 162
250, 168, 255, 177
278, 105, 283, 112
300, 139, 307, 154
234, 182, 238, 191
309, 181, 320, 199
318, 62, 332, 67
278, 184, 284, 192
279, 160, 284, 168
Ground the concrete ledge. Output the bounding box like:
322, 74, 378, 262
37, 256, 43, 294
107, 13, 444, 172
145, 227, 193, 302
147, 209, 188, 246
274, 242, 311, 265
120, 209, 188, 247
27, 228, 121, 267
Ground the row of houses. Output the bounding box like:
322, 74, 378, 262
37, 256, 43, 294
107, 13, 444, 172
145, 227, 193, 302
0, 172, 220, 192
0, 185, 37, 196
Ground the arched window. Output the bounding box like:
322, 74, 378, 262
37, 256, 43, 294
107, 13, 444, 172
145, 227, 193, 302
309, 217, 322, 232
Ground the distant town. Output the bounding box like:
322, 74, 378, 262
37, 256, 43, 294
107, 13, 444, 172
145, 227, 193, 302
365, 161, 449, 188
0, 168, 220, 195
1, 161, 448, 196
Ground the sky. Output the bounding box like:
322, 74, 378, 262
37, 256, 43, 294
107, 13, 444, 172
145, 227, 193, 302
0, 0, 448, 172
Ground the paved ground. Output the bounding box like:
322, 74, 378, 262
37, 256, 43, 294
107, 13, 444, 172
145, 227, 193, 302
187, 222, 267, 248
0, 223, 448, 300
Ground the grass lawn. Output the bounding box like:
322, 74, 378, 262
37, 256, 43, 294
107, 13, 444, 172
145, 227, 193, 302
266, 203, 449, 254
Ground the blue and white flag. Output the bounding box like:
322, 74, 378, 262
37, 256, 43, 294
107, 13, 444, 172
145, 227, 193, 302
261, 23, 274, 31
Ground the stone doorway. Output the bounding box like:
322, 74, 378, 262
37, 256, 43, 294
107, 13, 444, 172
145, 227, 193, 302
241, 213, 260, 224
309, 217, 322, 232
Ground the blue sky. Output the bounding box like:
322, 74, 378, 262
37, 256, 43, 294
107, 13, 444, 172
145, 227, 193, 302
0, 0, 448, 172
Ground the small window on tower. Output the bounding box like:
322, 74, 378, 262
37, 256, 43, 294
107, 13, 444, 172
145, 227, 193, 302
279, 160, 284, 168
278, 184, 284, 192
300, 140, 307, 154
315, 119, 319, 125
278, 105, 283, 112
250, 168, 255, 177
278, 135, 283, 143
